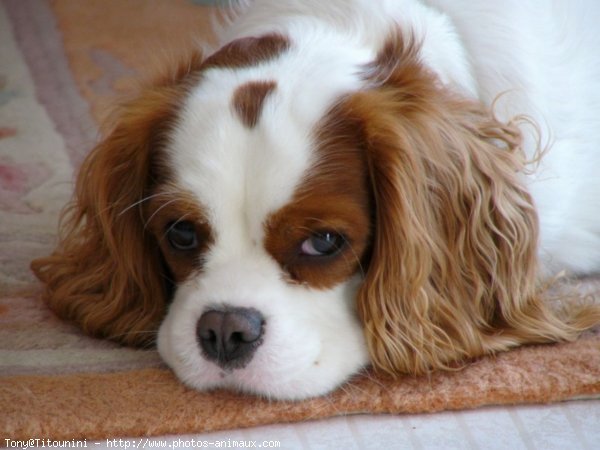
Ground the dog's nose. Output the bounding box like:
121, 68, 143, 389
196, 307, 265, 370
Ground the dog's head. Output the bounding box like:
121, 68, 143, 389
34, 33, 575, 400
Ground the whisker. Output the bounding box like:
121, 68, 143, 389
294, 219, 368, 278
143, 198, 181, 229
160, 213, 193, 240
116, 188, 184, 218
117, 192, 161, 217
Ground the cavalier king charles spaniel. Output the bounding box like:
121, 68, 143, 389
32, 0, 600, 400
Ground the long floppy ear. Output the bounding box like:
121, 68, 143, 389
31, 51, 203, 347
353, 36, 600, 375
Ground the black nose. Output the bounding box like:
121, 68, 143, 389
196, 307, 265, 370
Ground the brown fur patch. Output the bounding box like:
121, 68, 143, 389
232, 81, 277, 128
203, 34, 290, 70
264, 103, 372, 290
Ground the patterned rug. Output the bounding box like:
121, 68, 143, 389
1, 0, 599, 441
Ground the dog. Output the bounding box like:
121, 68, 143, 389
32, 0, 600, 400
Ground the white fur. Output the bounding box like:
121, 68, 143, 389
157, 0, 600, 399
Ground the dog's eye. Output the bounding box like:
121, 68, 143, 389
300, 232, 345, 257
166, 221, 198, 251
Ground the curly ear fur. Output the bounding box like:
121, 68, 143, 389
31, 51, 204, 346
353, 36, 600, 376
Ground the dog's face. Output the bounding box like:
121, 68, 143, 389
35, 32, 580, 401
131, 31, 538, 399
154, 35, 373, 398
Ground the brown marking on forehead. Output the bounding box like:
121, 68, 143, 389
203, 33, 291, 70
264, 98, 373, 290
144, 187, 214, 283
232, 81, 277, 128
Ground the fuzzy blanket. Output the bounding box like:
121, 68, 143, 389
1, 0, 599, 441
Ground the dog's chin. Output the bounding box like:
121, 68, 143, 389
159, 353, 369, 401
156, 287, 370, 400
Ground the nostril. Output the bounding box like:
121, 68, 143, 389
197, 324, 218, 342
222, 309, 263, 342
196, 311, 223, 360
196, 307, 265, 370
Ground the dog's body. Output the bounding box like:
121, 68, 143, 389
33, 0, 600, 400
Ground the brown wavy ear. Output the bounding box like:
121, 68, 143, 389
351, 36, 600, 375
31, 51, 203, 347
